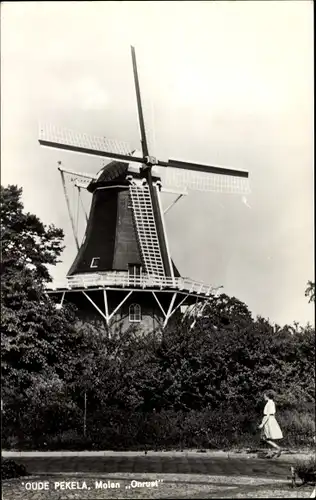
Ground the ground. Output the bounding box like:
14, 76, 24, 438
2, 451, 315, 499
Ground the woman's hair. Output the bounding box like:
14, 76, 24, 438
264, 390, 275, 400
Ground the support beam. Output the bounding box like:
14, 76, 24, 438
82, 291, 108, 322
77, 185, 88, 223
152, 292, 167, 318
198, 298, 211, 317
189, 298, 207, 329
58, 165, 96, 180
164, 194, 184, 215
163, 292, 177, 328
161, 187, 188, 196
59, 165, 80, 251
191, 298, 202, 316
103, 290, 109, 324
181, 306, 191, 322
55, 291, 65, 310
182, 297, 200, 323
74, 180, 89, 189
108, 291, 133, 321
190, 318, 197, 330
166, 293, 189, 322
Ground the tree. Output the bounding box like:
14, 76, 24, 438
0, 185, 103, 443
2, 185, 314, 448
0, 185, 78, 392
305, 281, 315, 303
1, 185, 64, 281
195, 293, 253, 332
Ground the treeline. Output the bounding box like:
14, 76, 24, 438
1, 185, 315, 450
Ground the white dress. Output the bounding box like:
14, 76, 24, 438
262, 400, 283, 440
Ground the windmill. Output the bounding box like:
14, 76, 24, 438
40, 46, 250, 332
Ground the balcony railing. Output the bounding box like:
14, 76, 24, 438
49, 272, 222, 297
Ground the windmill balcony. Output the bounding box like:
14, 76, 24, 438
50, 271, 217, 298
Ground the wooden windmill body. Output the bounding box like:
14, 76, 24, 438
40, 47, 250, 333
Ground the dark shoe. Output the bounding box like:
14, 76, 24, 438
271, 449, 281, 458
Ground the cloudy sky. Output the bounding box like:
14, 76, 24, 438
1, 1, 314, 326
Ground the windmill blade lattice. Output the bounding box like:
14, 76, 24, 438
129, 183, 165, 276
39, 124, 133, 161
160, 166, 250, 194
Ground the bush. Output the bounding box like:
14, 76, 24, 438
41, 430, 94, 451
278, 410, 316, 447
1, 459, 29, 480
294, 456, 316, 484
2, 296, 314, 452
2, 387, 84, 449
3, 406, 315, 451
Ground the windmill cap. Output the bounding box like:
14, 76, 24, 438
87, 157, 161, 193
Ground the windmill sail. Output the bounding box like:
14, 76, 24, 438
131, 46, 149, 158
160, 166, 250, 194
40, 124, 250, 195
129, 183, 165, 276
39, 124, 134, 161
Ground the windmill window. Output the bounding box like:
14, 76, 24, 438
128, 264, 141, 277
129, 303, 142, 323
90, 257, 100, 269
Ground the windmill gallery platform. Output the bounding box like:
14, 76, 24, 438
47, 271, 219, 332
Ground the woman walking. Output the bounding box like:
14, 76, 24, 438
258, 390, 283, 458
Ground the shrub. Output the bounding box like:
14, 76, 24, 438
1, 459, 29, 480
42, 430, 94, 451
3, 405, 315, 451
278, 410, 316, 447
294, 456, 316, 484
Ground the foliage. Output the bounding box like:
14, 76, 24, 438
1, 183, 315, 451
1, 185, 64, 281
197, 293, 253, 331
1, 459, 29, 480
1, 185, 95, 421
278, 411, 315, 445
305, 281, 315, 303
294, 456, 316, 484
3, 310, 314, 450
2, 407, 313, 451
0, 185, 97, 397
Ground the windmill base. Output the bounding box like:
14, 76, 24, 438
48, 287, 194, 335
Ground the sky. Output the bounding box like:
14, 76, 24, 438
1, 1, 314, 326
